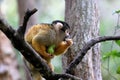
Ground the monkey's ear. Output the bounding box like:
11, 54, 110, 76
53, 22, 63, 31
55, 22, 63, 29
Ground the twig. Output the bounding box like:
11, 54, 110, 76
17, 8, 37, 36
65, 36, 120, 74
53, 73, 82, 80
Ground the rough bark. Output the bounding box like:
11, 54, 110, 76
0, 4, 21, 80
0, 31, 21, 80
63, 0, 102, 80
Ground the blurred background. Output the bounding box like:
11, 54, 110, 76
0, 0, 120, 80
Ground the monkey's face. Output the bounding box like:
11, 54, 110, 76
52, 20, 70, 41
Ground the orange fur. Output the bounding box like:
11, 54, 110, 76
25, 23, 73, 80
54, 39, 73, 55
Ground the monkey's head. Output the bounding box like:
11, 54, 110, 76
52, 20, 70, 40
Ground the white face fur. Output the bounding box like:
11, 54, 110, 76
53, 22, 63, 31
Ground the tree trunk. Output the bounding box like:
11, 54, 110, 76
62, 0, 102, 80
0, 3, 21, 80
0, 31, 21, 80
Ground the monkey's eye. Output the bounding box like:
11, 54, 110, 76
65, 30, 70, 34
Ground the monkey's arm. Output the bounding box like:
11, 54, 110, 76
31, 36, 54, 61
54, 39, 73, 55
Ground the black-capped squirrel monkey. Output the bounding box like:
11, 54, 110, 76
25, 20, 73, 80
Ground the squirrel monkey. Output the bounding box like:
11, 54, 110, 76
25, 20, 73, 80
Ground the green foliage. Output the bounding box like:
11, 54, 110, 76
115, 40, 120, 46
116, 66, 120, 74
114, 10, 120, 14
2, 0, 18, 28
102, 50, 120, 60
115, 40, 120, 74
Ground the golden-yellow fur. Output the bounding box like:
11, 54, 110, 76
25, 22, 73, 80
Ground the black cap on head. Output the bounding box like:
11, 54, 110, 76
52, 20, 70, 32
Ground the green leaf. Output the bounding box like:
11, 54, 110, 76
47, 44, 55, 54
102, 52, 111, 60
115, 10, 120, 14
115, 40, 120, 46
113, 10, 120, 14
116, 66, 120, 74
113, 51, 120, 57
102, 50, 120, 60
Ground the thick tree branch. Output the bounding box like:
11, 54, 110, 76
17, 8, 37, 36
65, 36, 120, 74
0, 8, 80, 80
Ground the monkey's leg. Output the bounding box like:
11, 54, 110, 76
32, 40, 54, 71
30, 65, 43, 80
24, 60, 42, 80
54, 39, 73, 55
32, 39, 54, 60
32, 71, 42, 80
47, 62, 54, 71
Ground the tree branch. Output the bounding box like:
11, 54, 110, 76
0, 8, 80, 80
17, 8, 37, 36
53, 73, 82, 80
65, 36, 120, 74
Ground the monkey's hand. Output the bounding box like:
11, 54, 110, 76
42, 53, 54, 62
54, 39, 73, 56
44, 53, 54, 59
47, 54, 54, 58
65, 39, 73, 46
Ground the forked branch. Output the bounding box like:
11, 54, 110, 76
65, 36, 120, 74
0, 8, 80, 80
